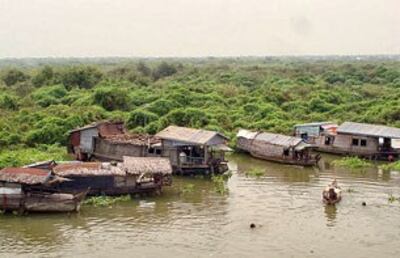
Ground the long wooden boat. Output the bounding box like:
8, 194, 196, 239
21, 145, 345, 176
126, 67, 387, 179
237, 129, 320, 166
0, 189, 88, 213
26, 157, 173, 197
250, 152, 321, 166
0, 167, 87, 213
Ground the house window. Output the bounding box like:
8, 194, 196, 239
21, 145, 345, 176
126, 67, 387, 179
155, 149, 162, 155
360, 139, 367, 147
352, 138, 359, 146
148, 147, 155, 154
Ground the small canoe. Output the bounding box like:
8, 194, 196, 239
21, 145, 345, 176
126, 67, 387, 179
322, 180, 342, 205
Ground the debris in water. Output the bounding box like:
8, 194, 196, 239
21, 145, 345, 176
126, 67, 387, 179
362, 202, 366, 206
250, 223, 256, 229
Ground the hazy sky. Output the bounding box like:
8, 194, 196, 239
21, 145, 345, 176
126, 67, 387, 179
0, 0, 399, 58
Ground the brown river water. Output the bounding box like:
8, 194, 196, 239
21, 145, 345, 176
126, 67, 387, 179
1, 153, 400, 258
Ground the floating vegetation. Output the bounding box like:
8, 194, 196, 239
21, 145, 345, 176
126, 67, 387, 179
212, 175, 229, 195
181, 183, 195, 194
332, 157, 372, 169
245, 167, 265, 177
388, 194, 399, 203
346, 188, 356, 193
379, 161, 400, 171
83, 195, 131, 207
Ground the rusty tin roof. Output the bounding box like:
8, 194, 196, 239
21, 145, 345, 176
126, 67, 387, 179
0, 167, 51, 185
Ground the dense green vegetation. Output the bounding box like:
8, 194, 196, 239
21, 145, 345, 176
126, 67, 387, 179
83, 195, 132, 207
380, 161, 400, 171
332, 157, 373, 169
0, 57, 399, 168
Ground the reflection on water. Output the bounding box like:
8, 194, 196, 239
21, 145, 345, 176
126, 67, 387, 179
1, 153, 400, 258
324, 205, 337, 227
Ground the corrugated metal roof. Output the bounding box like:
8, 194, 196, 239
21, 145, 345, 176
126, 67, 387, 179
0, 168, 51, 185
337, 122, 400, 138
237, 129, 303, 147
237, 129, 258, 140
53, 162, 125, 177
156, 126, 227, 145
122, 157, 172, 175
294, 122, 335, 128
255, 132, 303, 147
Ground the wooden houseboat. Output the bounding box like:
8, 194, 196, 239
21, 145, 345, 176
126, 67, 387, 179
67, 121, 162, 161
156, 126, 232, 175
295, 122, 400, 160
49, 157, 172, 196
0, 167, 87, 213
236, 129, 320, 166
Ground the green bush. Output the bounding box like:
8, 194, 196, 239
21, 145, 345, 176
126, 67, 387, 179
93, 87, 129, 111
126, 109, 159, 129
0, 94, 19, 110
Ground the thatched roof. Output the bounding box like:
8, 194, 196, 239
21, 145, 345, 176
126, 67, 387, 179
0, 168, 51, 185
53, 162, 125, 177
156, 125, 227, 145
122, 156, 172, 175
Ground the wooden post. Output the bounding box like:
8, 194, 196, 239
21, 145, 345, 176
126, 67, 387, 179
204, 145, 208, 165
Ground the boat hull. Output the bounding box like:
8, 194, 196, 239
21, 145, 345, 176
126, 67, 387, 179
0, 191, 87, 213
250, 152, 319, 167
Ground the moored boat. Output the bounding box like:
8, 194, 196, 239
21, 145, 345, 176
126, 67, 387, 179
0, 167, 87, 213
236, 129, 320, 166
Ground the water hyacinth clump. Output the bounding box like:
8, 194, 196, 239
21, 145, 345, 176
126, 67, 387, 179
388, 194, 399, 203
379, 161, 400, 171
245, 167, 265, 177
181, 183, 195, 194
332, 157, 372, 169
83, 195, 132, 207
211, 173, 231, 195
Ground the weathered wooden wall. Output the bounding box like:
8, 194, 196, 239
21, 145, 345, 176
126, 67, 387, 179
316, 134, 379, 155
80, 128, 99, 153
236, 137, 253, 152
94, 138, 146, 160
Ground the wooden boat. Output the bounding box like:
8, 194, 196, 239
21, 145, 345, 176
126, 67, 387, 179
322, 180, 342, 205
236, 129, 320, 166
0, 167, 87, 213
0, 189, 88, 213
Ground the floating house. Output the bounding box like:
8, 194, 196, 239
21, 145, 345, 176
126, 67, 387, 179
0, 167, 86, 213
294, 122, 338, 144
156, 126, 232, 174
295, 121, 400, 160
67, 121, 161, 161
236, 129, 320, 166
51, 157, 172, 196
